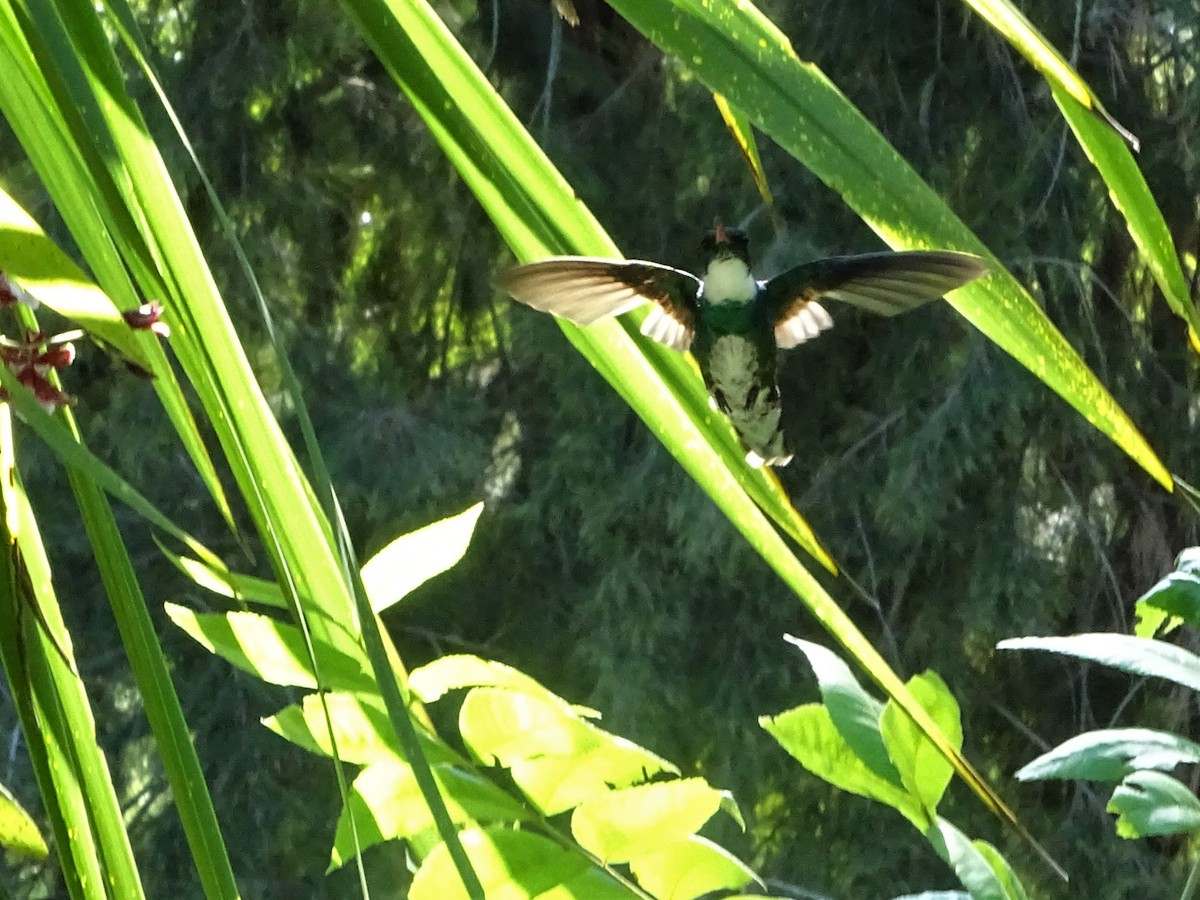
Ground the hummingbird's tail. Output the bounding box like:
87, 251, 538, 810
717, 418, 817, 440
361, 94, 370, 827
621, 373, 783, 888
723, 386, 793, 467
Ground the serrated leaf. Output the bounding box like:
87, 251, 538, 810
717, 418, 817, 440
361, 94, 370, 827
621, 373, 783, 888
761, 704, 926, 829
1016, 728, 1200, 784
571, 779, 721, 863
166, 603, 373, 692
880, 671, 961, 816
361, 502, 483, 612
1108, 770, 1200, 839
263, 692, 456, 766
459, 687, 676, 816
628, 834, 759, 900
410, 827, 634, 900
785, 637, 901, 787
329, 759, 531, 870
925, 818, 1011, 900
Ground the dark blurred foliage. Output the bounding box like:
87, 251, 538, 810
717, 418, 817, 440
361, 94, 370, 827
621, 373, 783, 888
1, 0, 1199, 897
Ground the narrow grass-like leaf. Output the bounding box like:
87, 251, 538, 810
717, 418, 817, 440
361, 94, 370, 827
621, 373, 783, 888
960, 0, 1137, 146
0, 409, 144, 898
608, 0, 1170, 492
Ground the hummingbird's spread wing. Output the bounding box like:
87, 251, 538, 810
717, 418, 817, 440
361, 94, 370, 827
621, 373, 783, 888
763, 250, 988, 349
497, 258, 702, 351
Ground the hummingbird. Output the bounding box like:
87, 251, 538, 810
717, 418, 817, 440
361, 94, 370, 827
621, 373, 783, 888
498, 225, 987, 467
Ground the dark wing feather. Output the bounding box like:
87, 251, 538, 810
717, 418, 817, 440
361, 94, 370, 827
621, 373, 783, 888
763, 250, 988, 349
496, 257, 702, 351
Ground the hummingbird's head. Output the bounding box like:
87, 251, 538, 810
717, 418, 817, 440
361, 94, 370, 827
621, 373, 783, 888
700, 223, 751, 266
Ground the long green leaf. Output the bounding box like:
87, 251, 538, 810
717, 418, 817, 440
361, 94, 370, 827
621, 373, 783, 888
962, 0, 1197, 343
608, 0, 1170, 492
344, 0, 1064, 873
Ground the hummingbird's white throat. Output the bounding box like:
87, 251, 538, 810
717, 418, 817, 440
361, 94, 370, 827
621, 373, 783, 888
701, 257, 757, 305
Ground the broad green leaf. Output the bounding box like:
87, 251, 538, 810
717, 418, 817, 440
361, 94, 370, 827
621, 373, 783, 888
1000, 634, 1200, 693
1016, 728, 1200, 784
410, 827, 635, 900
1134, 570, 1200, 638
974, 840, 1031, 900
784, 637, 901, 786
329, 760, 531, 870
606, 0, 1170, 492
264, 692, 456, 766
627, 834, 759, 900
0, 782, 47, 860
760, 704, 926, 829
571, 779, 721, 864
166, 604, 373, 692
925, 818, 1010, 900
880, 672, 961, 816
459, 687, 676, 815
362, 502, 483, 611
1108, 771, 1200, 839
412, 654, 602, 717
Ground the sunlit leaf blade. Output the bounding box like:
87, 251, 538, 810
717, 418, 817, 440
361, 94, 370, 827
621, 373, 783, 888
628, 834, 759, 900
607, 0, 1170, 492
166, 604, 375, 692
880, 672, 961, 816
410, 827, 635, 900
362, 502, 484, 611
0, 43, 234, 530
340, 0, 833, 572
960, 0, 1137, 147
329, 760, 532, 871
458, 687, 677, 816
0, 781, 47, 860
571, 779, 722, 863
712, 94, 774, 218
264, 692, 459, 766
346, 1, 1062, 869
1015, 728, 1200, 784
1050, 86, 1197, 339
0, 408, 145, 897
761, 704, 926, 829
1000, 634, 1200, 692
963, 1, 1198, 340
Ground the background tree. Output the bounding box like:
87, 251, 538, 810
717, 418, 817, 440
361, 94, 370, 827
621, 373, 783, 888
0, 0, 1196, 897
